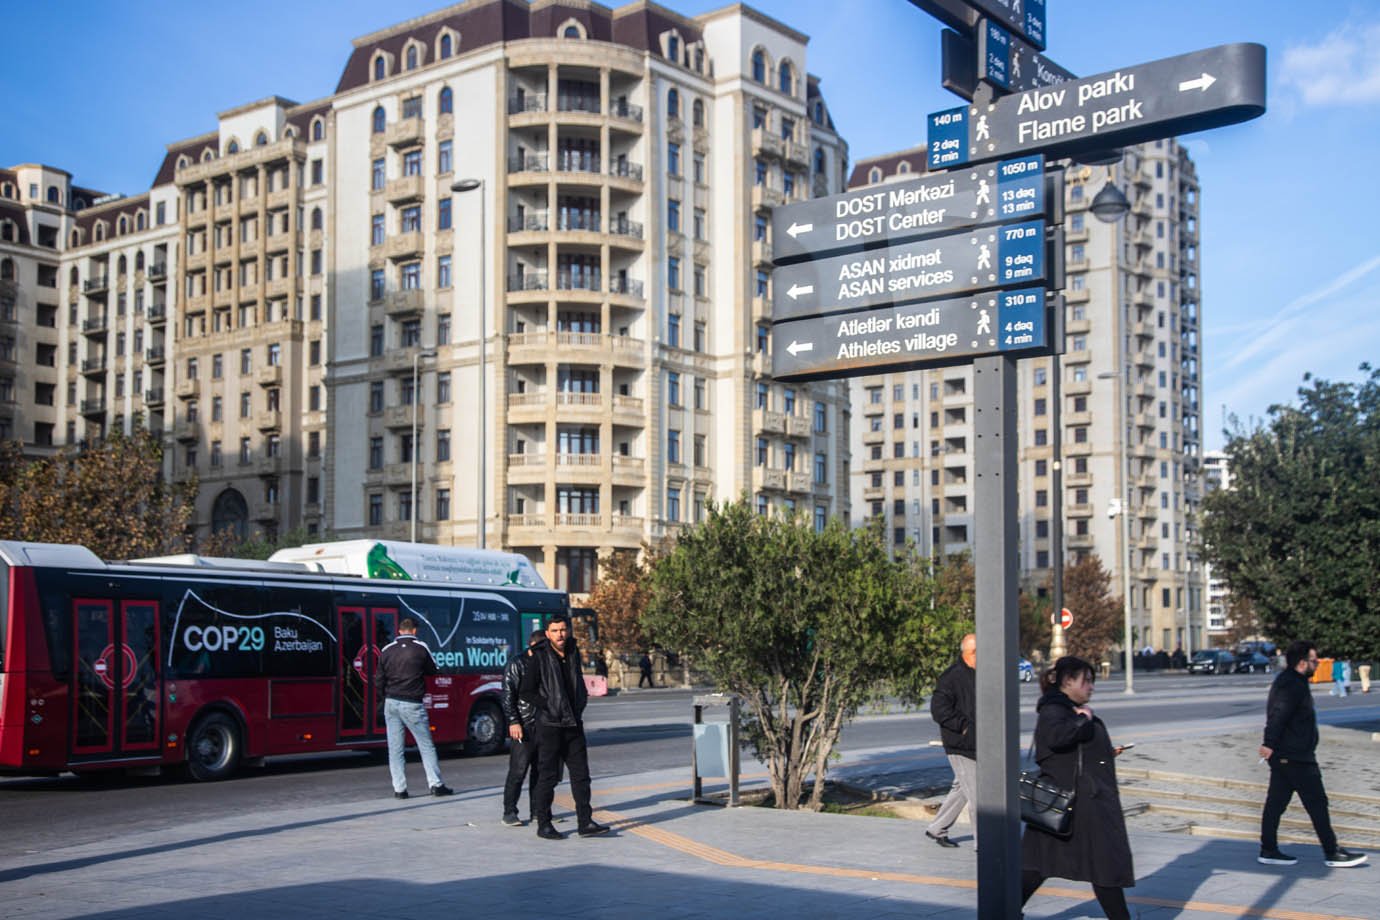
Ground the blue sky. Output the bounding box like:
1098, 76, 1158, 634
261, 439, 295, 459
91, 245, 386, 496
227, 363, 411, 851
3, 1, 1377, 449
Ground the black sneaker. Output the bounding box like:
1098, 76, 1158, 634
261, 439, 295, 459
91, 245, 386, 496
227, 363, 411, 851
1325, 848, 1368, 868
394, 790, 409, 799
501, 813, 522, 827
1258, 848, 1297, 866
536, 823, 564, 840
927, 831, 960, 849
577, 821, 611, 837
430, 784, 454, 797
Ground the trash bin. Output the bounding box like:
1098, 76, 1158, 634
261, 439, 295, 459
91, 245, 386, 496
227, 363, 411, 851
692, 694, 741, 806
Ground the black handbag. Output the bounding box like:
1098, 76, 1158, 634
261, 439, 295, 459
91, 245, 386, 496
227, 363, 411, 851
1019, 742, 1080, 837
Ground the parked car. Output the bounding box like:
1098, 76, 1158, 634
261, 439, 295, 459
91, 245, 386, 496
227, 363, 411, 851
1188, 649, 1236, 674
1235, 651, 1272, 673
1018, 658, 1034, 682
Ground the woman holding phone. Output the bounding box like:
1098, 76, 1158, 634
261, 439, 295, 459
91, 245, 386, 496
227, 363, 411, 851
1020, 655, 1135, 919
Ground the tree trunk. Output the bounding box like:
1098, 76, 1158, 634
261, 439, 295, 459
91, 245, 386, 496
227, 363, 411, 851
806, 709, 845, 811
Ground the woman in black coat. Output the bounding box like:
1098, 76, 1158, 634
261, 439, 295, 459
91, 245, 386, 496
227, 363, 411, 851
1020, 656, 1134, 920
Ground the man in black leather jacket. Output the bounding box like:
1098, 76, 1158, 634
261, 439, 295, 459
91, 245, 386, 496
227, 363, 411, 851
499, 629, 545, 826
926, 633, 976, 848
519, 617, 609, 839
1257, 640, 1367, 868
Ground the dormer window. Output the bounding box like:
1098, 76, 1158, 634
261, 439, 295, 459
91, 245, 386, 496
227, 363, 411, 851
869, 166, 882, 184
255, 131, 268, 146
439, 33, 453, 59
373, 54, 387, 81
668, 34, 680, 63
311, 118, 325, 141
406, 46, 418, 70
227, 139, 239, 154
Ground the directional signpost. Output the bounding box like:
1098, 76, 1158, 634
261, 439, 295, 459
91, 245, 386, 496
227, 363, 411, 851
929, 42, 1267, 168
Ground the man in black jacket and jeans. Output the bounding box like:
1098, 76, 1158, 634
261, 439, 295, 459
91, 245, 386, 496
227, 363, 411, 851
1258, 639, 1366, 868
927, 633, 976, 848
519, 617, 609, 839
500, 629, 545, 826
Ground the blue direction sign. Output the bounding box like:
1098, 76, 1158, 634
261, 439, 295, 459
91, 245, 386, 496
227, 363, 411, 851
980, 19, 1011, 89
771, 219, 1046, 322
771, 288, 1050, 381
770, 155, 1044, 264
928, 42, 1267, 169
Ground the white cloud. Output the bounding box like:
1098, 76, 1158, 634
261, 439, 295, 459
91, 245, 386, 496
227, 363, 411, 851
1279, 22, 1380, 106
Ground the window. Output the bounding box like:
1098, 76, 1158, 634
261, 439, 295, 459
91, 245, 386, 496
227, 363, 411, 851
239, 391, 251, 418
667, 88, 680, 119
310, 159, 323, 185
438, 256, 451, 289
667, 199, 681, 232
436, 488, 450, 520
667, 371, 681, 405
667, 487, 681, 522
436, 371, 451, 403
755, 437, 767, 466
667, 314, 681, 347
438, 198, 451, 230
371, 158, 385, 190
438, 140, 452, 174
668, 142, 681, 176
440, 34, 453, 58
402, 96, 422, 119
814, 401, 827, 433
402, 262, 422, 289
369, 381, 384, 412
437, 429, 451, 462
815, 452, 827, 483
667, 430, 681, 465
372, 214, 385, 246
751, 49, 766, 83
667, 255, 681, 291
694, 377, 705, 409
439, 86, 453, 114
369, 494, 383, 526
401, 206, 421, 232
371, 269, 386, 301
372, 106, 386, 134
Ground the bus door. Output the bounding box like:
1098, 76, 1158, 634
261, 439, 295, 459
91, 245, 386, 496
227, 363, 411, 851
71, 599, 161, 759
337, 606, 398, 740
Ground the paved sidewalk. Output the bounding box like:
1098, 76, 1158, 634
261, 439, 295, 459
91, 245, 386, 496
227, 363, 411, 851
2, 758, 1374, 920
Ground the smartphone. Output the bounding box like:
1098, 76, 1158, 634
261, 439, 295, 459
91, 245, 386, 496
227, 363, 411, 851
1119, 742, 1136, 751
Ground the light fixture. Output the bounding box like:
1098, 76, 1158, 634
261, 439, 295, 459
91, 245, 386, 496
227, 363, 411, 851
1090, 172, 1131, 223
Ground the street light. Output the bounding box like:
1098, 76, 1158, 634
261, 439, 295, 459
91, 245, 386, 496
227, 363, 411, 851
1100, 369, 1135, 694
410, 349, 438, 543
452, 178, 486, 549
1090, 167, 1131, 224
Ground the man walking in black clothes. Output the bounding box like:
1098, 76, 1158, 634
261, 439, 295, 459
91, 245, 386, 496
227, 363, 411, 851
926, 632, 976, 848
500, 628, 546, 826
1257, 639, 1367, 868
520, 617, 609, 840
638, 651, 655, 688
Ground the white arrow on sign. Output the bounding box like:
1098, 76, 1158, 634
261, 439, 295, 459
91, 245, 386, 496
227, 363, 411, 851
786, 221, 814, 239
787, 283, 814, 300
786, 340, 814, 357
1178, 73, 1216, 93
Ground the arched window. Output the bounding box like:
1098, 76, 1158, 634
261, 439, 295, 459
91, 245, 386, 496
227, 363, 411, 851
136, 212, 146, 231
227, 139, 239, 154
0, 222, 13, 242
813, 149, 825, 176
74, 197, 86, 210
118, 255, 127, 274
177, 155, 190, 170
692, 98, 704, 128
96, 224, 106, 241
667, 88, 680, 119
778, 60, 793, 95
69, 266, 79, 284
897, 161, 911, 175
814, 101, 824, 124
0, 258, 13, 281
47, 186, 60, 204
255, 131, 268, 146
136, 251, 146, 271
868, 166, 882, 184
201, 149, 214, 162
0, 182, 11, 198
373, 55, 387, 81
439, 33, 453, 59
667, 34, 680, 64
439, 86, 453, 114
405, 46, 418, 70
372, 106, 386, 134
117, 217, 128, 236
311, 208, 323, 230
70, 230, 81, 247
562, 24, 582, 39
311, 118, 325, 141
751, 49, 766, 83
212, 488, 249, 541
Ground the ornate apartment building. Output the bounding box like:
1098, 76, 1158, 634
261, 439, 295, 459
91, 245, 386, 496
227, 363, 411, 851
0, 0, 851, 594
846, 141, 1208, 654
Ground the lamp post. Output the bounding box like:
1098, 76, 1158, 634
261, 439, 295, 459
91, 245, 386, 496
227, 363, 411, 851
410, 349, 438, 543
452, 178, 486, 549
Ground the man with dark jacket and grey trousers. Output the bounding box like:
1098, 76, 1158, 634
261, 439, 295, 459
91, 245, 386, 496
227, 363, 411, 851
927, 633, 977, 848
519, 616, 609, 840
500, 628, 545, 826
1257, 639, 1367, 868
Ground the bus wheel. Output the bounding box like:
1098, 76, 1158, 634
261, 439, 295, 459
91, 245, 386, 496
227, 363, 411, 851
187, 713, 241, 781
465, 701, 506, 757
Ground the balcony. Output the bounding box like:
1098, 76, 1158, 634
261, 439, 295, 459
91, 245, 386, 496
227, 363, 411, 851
553, 151, 601, 175
144, 388, 165, 406
83, 277, 109, 295
385, 232, 424, 260
783, 140, 809, 169
251, 501, 280, 522
612, 394, 644, 421
751, 184, 787, 211
507, 272, 549, 293
80, 398, 106, 417
607, 100, 643, 124
384, 289, 425, 316
788, 472, 813, 494
256, 410, 282, 431
609, 277, 644, 298
256, 365, 283, 387
752, 239, 773, 266
147, 263, 168, 282
508, 93, 547, 114
385, 405, 418, 429
174, 419, 200, 441
80, 357, 107, 375
145, 346, 166, 365
753, 467, 787, 492
147, 304, 168, 323
608, 160, 644, 182
751, 128, 785, 160
555, 211, 601, 233
384, 117, 425, 148
555, 271, 602, 293
254, 455, 283, 477
608, 217, 643, 240
176, 378, 200, 400
508, 212, 550, 233
786, 415, 813, 439
507, 154, 549, 174
754, 408, 786, 434
82, 315, 109, 335
386, 175, 425, 203
556, 94, 601, 116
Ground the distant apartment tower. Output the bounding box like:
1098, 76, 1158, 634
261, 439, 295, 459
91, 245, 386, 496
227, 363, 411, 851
847, 140, 1207, 653
1201, 449, 1232, 640
7, 0, 852, 595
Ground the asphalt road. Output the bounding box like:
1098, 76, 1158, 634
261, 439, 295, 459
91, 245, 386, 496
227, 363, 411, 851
4, 671, 1376, 862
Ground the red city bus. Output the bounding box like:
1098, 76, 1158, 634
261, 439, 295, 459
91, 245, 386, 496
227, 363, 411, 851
0, 541, 571, 780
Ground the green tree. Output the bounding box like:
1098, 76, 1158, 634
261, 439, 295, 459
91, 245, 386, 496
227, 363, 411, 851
0, 428, 196, 559
1203, 366, 1380, 660
642, 501, 961, 810
200, 525, 329, 560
